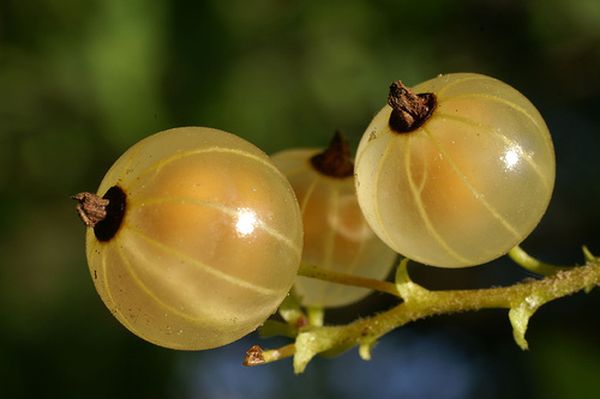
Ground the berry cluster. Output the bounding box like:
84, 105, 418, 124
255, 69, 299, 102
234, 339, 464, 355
74, 73, 555, 350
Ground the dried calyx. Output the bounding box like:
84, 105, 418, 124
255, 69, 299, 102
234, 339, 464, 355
310, 131, 354, 178
243, 345, 266, 366
72, 186, 127, 241
72, 192, 108, 228
387, 81, 436, 133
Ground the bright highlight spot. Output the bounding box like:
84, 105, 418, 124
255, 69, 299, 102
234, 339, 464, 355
501, 147, 521, 170
235, 209, 257, 236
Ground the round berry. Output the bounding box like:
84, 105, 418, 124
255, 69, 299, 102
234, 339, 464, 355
78, 127, 303, 349
355, 73, 555, 268
272, 133, 396, 307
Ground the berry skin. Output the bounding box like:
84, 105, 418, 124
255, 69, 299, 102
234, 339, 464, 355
84, 127, 303, 349
355, 73, 555, 268
272, 145, 396, 307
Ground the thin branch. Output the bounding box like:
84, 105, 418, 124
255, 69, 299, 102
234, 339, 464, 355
243, 344, 296, 366
297, 263, 400, 297
306, 306, 324, 327
247, 256, 600, 373
508, 245, 567, 276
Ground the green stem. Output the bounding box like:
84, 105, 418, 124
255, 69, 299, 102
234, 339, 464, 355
249, 258, 600, 372
297, 263, 400, 297
307, 306, 324, 327
508, 245, 567, 276
263, 344, 296, 363
301, 259, 599, 371
243, 344, 296, 366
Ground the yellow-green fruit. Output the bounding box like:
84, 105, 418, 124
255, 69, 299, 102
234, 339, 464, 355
355, 73, 555, 268
85, 127, 303, 349
272, 148, 396, 307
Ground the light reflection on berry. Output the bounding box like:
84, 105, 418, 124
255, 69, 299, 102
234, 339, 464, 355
235, 209, 258, 237
501, 147, 521, 171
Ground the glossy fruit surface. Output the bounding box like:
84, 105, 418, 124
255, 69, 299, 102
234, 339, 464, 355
272, 148, 396, 307
86, 127, 303, 349
355, 73, 555, 267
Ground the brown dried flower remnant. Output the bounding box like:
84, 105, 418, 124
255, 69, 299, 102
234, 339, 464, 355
243, 345, 266, 366
72, 192, 109, 228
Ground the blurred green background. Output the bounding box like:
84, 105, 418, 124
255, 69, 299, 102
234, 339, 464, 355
1, 0, 599, 398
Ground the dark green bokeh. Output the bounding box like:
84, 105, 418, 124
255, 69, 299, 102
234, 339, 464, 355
1, 0, 599, 398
